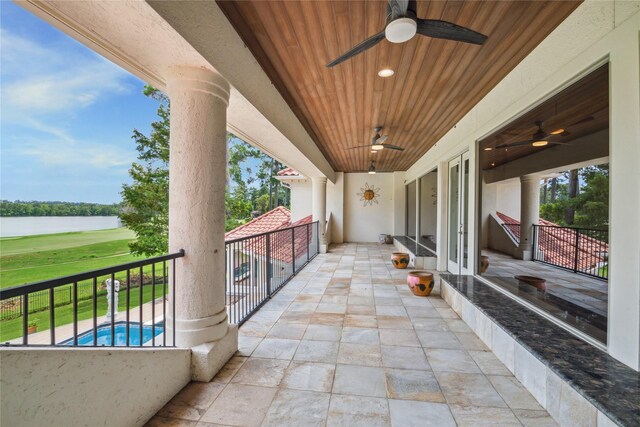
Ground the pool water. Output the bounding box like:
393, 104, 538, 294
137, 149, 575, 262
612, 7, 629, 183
62, 322, 164, 346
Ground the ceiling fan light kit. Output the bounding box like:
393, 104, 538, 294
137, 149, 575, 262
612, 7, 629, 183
532, 140, 548, 147
385, 17, 417, 43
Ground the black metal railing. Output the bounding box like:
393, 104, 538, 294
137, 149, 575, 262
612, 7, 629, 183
225, 221, 319, 325
0, 250, 184, 347
501, 222, 521, 243
533, 225, 608, 280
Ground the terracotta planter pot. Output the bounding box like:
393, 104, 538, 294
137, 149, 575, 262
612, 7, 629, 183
27, 325, 37, 334
515, 275, 547, 292
407, 271, 434, 297
391, 252, 410, 269
480, 255, 490, 273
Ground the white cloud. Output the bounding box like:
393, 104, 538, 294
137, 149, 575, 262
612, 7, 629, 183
1, 29, 131, 114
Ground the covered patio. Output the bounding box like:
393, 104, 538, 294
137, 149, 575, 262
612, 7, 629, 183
148, 243, 554, 427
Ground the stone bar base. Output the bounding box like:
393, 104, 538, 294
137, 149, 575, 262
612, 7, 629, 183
190, 324, 238, 382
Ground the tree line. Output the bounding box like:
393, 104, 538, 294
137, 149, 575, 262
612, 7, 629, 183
0, 200, 120, 217
540, 164, 608, 230
120, 86, 290, 256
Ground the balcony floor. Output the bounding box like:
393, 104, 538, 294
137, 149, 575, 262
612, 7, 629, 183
147, 243, 556, 427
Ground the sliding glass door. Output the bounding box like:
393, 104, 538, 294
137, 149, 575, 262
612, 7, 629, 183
448, 152, 470, 274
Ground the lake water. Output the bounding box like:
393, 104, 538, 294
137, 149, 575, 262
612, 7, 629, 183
0, 216, 122, 237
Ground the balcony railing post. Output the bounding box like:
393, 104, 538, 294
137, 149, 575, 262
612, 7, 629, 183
266, 233, 272, 297
291, 227, 296, 273
574, 229, 580, 273
307, 224, 310, 262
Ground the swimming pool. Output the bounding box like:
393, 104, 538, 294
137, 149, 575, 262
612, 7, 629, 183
61, 322, 164, 346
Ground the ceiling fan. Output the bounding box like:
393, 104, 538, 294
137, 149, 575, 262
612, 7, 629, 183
493, 117, 594, 149
327, 0, 488, 68
349, 127, 405, 151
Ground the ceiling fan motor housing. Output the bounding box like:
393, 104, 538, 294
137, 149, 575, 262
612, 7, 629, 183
385, 17, 417, 43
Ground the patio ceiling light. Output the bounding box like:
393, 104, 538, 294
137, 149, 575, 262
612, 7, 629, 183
532, 140, 548, 147
371, 144, 385, 151
368, 160, 377, 174
385, 17, 417, 43
484, 147, 493, 151
378, 68, 395, 77
550, 128, 565, 135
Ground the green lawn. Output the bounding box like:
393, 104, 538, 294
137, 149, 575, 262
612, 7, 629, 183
0, 284, 167, 342
0, 227, 171, 342
1, 228, 137, 288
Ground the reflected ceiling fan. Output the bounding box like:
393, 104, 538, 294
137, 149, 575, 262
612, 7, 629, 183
348, 127, 405, 151
327, 0, 488, 67
494, 117, 594, 149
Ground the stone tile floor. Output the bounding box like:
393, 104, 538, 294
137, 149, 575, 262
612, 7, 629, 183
482, 248, 607, 316
147, 243, 557, 427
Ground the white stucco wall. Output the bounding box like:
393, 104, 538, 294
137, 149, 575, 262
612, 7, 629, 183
327, 172, 345, 244
288, 179, 313, 223
495, 179, 521, 220
400, 2, 640, 369
344, 173, 395, 242
0, 347, 191, 427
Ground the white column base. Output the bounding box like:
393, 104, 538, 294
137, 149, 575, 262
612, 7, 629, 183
319, 244, 328, 254
167, 307, 229, 349
191, 324, 238, 382
516, 247, 533, 261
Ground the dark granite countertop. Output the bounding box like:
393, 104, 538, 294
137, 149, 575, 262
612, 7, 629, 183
393, 236, 436, 257
439, 274, 640, 427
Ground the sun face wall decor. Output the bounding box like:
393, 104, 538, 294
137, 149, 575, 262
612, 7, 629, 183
357, 182, 381, 206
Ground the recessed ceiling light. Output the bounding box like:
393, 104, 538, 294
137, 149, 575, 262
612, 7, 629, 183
378, 68, 394, 77
491, 162, 496, 167
484, 147, 493, 151
532, 140, 548, 147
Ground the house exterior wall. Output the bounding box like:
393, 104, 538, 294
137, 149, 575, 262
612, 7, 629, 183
288, 179, 312, 223
399, 1, 640, 369
344, 172, 395, 242
327, 172, 345, 244
420, 171, 438, 239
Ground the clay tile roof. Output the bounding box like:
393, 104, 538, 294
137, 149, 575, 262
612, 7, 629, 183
277, 167, 300, 177
496, 211, 608, 270
225, 206, 291, 241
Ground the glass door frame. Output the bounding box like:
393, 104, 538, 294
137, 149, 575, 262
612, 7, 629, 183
447, 152, 471, 275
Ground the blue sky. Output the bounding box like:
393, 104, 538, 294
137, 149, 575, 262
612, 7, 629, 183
1, 2, 159, 204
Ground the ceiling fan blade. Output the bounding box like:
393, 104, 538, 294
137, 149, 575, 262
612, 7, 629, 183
378, 135, 389, 143
327, 31, 385, 67
495, 139, 534, 149
569, 116, 594, 126
388, 0, 409, 18
382, 144, 405, 151
416, 19, 488, 45
346, 144, 378, 150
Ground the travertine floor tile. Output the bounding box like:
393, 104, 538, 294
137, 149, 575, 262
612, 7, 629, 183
332, 364, 386, 397
384, 368, 445, 402
200, 384, 276, 427
281, 361, 335, 392
327, 395, 390, 427
157, 382, 225, 421
435, 372, 507, 407
388, 400, 456, 427
294, 340, 339, 363
337, 342, 383, 366
341, 327, 380, 345
261, 389, 330, 427
230, 358, 289, 387
449, 405, 522, 426
381, 345, 430, 370
488, 375, 544, 410
251, 338, 300, 360
303, 324, 342, 341
425, 348, 481, 373
379, 328, 421, 347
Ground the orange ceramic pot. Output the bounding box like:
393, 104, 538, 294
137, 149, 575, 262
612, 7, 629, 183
407, 271, 434, 296
391, 252, 410, 269
480, 256, 490, 273
515, 275, 546, 292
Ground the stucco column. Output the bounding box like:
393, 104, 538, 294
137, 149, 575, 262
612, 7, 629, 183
166, 66, 237, 381
517, 174, 540, 260
312, 176, 328, 253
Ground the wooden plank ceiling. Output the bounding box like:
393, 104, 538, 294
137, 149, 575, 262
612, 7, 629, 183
479, 64, 608, 171
217, 0, 581, 173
